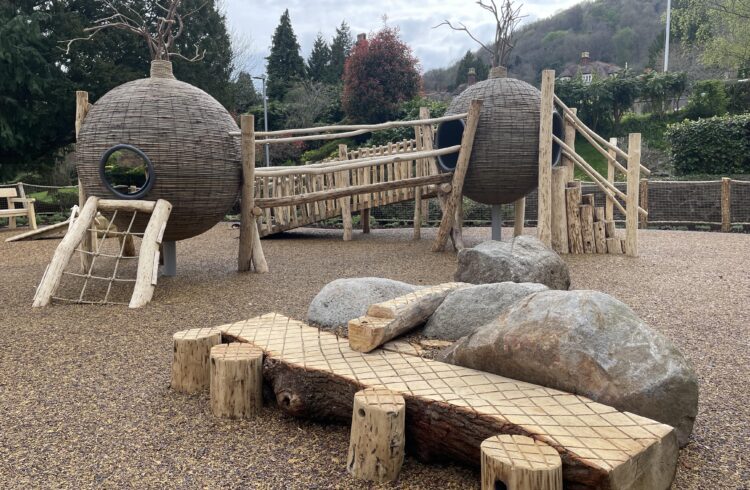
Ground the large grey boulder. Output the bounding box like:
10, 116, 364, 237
423, 282, 548, 340
455, 236, 570, 290
440, 289, 698, 447
307, 277, 418, 331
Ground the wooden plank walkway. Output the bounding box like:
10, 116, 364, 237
217, 313, 678, 489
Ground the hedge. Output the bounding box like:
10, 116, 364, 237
665, 114, 750, 175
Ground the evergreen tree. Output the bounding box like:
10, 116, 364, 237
266, 9, 305, 100
328, 21, 353, 84
453, 51, 489, 89
307, 33, 331, 83
230, 71, 259, 115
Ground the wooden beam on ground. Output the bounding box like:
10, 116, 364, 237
432, 99, 483, 252
348, 282, 467, 353
129, 199, 172, 308
5, 219, 70, 242
537, 70, 555, 247
33, 197, 99, 307
219, 313, 679, 490
624, 133, 641, 257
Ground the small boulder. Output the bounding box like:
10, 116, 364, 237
440, 289, 698, 447
455, 236, 570, 290
423, 282, 548, 340
307, 277, 418, 331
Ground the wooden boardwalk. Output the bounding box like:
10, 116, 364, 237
217, 313, 678, 490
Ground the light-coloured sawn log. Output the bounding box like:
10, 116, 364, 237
218, 313, 679, 490
32, 196, 99, 307
481, 435, 562, 490
210, 343, 263, 419
348, 282, 468, 353
537, 69, 555, 247
171, 328, 222, 393
5, 219, 70, 242
579, 204, 595, 253
550, 167, 569, 253
594, 221, 607, 253
565, 183, 584, 254
432, 99, 483, 252
129, 199, 172, 308
347, 388, 406, 483
76, 91, 93, 273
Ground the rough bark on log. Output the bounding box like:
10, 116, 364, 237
579, 204, 595, 253
171, 328, 222, 393
210, 343, 263, 418
565, 184, 584, 254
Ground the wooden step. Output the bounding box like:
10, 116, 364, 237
218, 313, 678, 490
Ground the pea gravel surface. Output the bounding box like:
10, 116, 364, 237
0, 224, 747, 489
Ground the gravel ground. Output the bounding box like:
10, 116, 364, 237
0, 224, 747, 489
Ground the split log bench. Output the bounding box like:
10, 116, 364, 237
0, 186, 36, 230
205, 313, 678, 490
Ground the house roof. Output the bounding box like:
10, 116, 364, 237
559, 60, 622, 79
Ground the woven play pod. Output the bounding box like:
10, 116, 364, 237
436, 68, 563, 205
77, 61, 241, 241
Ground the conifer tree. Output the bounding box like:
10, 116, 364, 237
266, 9, 305, 100
328, 21, 353, 84
307, 33, 331, 83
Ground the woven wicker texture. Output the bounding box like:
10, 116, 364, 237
77, 62, 241, 241
443, 76, 559, 205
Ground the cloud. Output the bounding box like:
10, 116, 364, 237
225, 0, 580, 73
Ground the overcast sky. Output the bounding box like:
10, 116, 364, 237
224, 0, 581, 76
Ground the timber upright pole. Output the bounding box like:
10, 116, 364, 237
239, 115, 268, 272
721, 177, 731, 232
337, 144, 353, 240
563, 108, 577, 183
625, 133, 641, 257
432, 99, 483, 252
537, 70, 555, 247
606, 137, 617, 221
75, 91, 93, 273
514, 198, 525, 236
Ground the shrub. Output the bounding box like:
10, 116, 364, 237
726, 80, 750, 115
619, 112, 685, 150
685, 80, 728, 119
665, 114, 750, 175
300, 138, 354, 163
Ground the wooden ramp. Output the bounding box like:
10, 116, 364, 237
218, 313, 678, 490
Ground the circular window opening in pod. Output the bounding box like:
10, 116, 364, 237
99, 144, 155, 199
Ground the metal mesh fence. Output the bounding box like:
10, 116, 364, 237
3, 179, 750, 232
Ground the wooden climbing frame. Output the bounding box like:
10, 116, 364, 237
33, 196, 172, 308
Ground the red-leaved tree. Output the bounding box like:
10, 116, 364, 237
342, 27, 421, 123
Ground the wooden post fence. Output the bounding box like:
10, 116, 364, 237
624, 133, 641, 257
639, 178, 649, 229
238, 115, 268, 273
721, 177, 731, 232
563, 108, 577, 183
606, 137, 616, 222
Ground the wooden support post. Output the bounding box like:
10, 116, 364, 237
170, 328, 222, 394
593, 221, 607, 253
347, 388, 405, 483
514, 197, 525, 237
76, 91, 93, 273
413, 107, 431, 240
721, 177, 731, 232
565, 182, 584, 254
348, 282, 467, 353
452, 197, 465, 250
606, 137, 616, 222
32, 196, 99, 307
432, 99, 483, 252
413, 188, 422, 240
625, 133, 641, 257
639, 178, 649, 229
481, 435, 562, 490
537, 70, 555, 247
579, 204, 595, 253
563, 108, 577, 182
338, 144, 353, 241
550, 167, 568, 253
239, 115, 268, 272
129, 199, 172, 308
607, 238, 623, 254
605, 220, 616, 238
362, 208, 370, 234
210, 343, 263, 419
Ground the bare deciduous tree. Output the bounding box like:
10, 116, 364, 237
436, 0, 525, 68
61, 0, 207, 62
